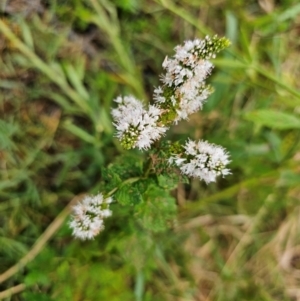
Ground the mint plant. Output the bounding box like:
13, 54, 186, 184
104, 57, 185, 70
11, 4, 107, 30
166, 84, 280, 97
69, 35, 231, 240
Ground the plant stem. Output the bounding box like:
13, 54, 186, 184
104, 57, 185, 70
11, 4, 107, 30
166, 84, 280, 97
253, 65, 300, 100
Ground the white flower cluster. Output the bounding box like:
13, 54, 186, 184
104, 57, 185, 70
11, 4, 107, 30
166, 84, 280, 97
112, 36, 230, 151
169, 139, 231, 183
154, 36, 228, 122
111, 95, 167, 150
69, 193, 113, 240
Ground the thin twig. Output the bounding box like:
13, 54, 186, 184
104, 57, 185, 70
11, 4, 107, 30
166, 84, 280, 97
0, 194, 84, 284
0, 284, 26, 300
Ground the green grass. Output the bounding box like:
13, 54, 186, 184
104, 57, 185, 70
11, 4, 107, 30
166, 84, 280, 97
1, 0, 300, 300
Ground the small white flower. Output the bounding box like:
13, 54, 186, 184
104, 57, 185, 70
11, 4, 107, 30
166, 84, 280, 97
69, 193, 113, 240
153, 87, 166, 103
112, 37, 230, 150
169, 140, 230, 183
112, 95, 167, 150
156, 38, 217, 122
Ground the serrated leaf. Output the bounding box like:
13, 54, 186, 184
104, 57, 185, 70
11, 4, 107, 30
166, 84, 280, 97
244, 110, 300, 130
135, 178, 156, 194
115, 183, 142, 206
101, 167, 122, 191
114, 179, 156, 206
101, 155, 143, 191
157, 173, 179, 190
135, 185, 177, 232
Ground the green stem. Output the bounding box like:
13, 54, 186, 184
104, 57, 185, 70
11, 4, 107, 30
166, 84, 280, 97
143, 158, 153, 178
253, 65, 300, 100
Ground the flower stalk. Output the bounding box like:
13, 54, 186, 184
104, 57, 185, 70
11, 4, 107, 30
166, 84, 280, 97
70, 35, 232, 240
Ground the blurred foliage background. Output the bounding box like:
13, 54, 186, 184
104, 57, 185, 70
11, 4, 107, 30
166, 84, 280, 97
0, 0, 300, 300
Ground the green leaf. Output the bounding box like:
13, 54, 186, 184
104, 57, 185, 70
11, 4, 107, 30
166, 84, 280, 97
115, 178, 155, 206
0, 120, 18, 150
135, 185, 177, 233
277, 170, 300, 187
63, 62, 89, 100
22, 292, 53, 301
63, 120, 98, 145
115, 183, 142, 206
0, 237, 28, 257
25, 270, 50, 286
244, 110, 300, 130
101, 166, 122, 191
157, 173, 180, 190
101, 155, 143, 191
277, 3, 300, 22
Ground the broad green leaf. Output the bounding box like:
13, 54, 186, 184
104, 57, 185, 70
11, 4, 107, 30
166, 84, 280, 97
135, 185, 177, 233
157, 173, 180, 190
115, 183, 142, 206
101, 166, 122, 191
244, 110, 300, 130
101, 155, 143, 191
114, 178, 156, 206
